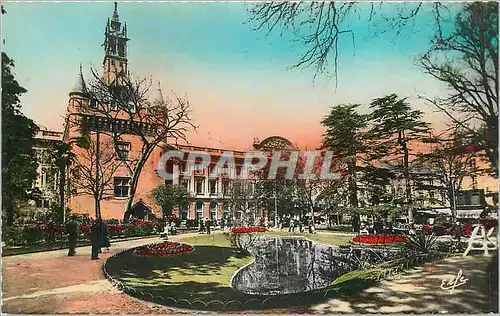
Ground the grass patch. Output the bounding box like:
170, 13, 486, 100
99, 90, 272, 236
106, 231, 355, 310
261, 230, 353, 246
106, 233, 254, 306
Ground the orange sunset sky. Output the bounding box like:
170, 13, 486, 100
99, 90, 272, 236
4, 2, 456, 152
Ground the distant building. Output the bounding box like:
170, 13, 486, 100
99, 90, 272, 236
57, 3, 289, 222
31, 127, 64, 209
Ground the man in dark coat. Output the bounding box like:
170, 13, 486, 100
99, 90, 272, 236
206, 217, 211, 235
65, 215, 78, 256
198, 218, 205, 234
454, 221, 463, 242
352, 215, 360, 234
101, 221, 110, 251
90, 219, 100, 260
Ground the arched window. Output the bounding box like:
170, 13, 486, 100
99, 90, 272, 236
180, 201, 188, 221
195, 200, 203, 220
210, 201, 217, 220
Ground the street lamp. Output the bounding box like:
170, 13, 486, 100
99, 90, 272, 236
450, 176, 457, 221
274, 181, 278, 228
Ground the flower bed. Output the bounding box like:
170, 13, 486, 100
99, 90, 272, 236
231, 227, 268, 234
352, 234, 407, 244
3, 219, 164, 246
228, 227, 268, 254
134, 241, 194, 257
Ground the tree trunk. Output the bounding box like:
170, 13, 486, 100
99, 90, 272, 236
124, 145, 155, 218
59, 167, 66, 223
95, 196, 101, 219
309, 203, 315, 229
95, 132, 100, 219
486, 115, 498, 176
347, 158, 359, 231
402, 141, 413, 221
449, 184, 457, 223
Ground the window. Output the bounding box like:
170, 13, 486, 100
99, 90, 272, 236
116, 142, 130, 160
180, 202, 188, 221
471, 193, 481, 205
195, 201, 203, 220
41, 171, 47, 188
114, 177, 130, 197
53, 172, 59, 191
210, 180, 217, 194
181, 179, 189, 191
89, 98, 98, 109
196, 178, 204, 194
222, 181, 229, 196
210, 201, 217, 219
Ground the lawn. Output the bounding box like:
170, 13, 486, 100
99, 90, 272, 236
104, 231, 365, 310
262, 230, 353, 246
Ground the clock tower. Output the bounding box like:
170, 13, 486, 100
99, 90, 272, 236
103, 2, 129, 85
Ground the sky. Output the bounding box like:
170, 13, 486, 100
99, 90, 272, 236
2, 1, 464, 151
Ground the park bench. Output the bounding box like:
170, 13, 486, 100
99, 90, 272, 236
159, 224, 177, 238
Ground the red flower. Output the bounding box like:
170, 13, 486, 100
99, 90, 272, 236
231, 227, 268, 234
352, 234, 406, 244
134, 241, 194, 257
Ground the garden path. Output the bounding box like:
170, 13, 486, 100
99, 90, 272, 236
2, 231, 497, 314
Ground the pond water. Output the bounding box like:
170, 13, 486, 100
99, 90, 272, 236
231, 237, 395, 295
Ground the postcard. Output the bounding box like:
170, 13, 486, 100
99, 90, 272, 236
1, 1, 498, 314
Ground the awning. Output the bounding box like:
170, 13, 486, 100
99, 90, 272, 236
433, 208, 452, 215
456, 209, 484, 218
417, 210, 438, 215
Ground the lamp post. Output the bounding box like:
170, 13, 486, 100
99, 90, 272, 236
274, 181, 278, 228
450, 176, 457, 222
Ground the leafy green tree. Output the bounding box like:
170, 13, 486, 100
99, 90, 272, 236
50, 142, 76, 222
419, 2, 498, 177
151, 184, 190, 218
321, 104, 370, 229
2, 52, 39, 226
368, 94, 431, 220
358, 165, 395, 208
256, 179, 297, 225
225, 180, 261, 226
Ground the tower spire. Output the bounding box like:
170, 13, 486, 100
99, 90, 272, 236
70, 64, 87, 95
154, 81, 165, 105
112, 2, 119, 22
103, 1, 129, 84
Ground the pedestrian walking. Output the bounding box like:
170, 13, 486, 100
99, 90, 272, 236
90, 219, 100, 260
454, 221, 463, 242
65, 215, 78, 256
101, 220, 110, 252
206, 217, 211, 234
198, 218, 205, 234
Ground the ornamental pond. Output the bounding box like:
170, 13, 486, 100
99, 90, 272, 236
231, 237, 395, 296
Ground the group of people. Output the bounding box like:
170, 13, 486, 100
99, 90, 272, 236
283, 217, 316, 234
64, 215, 110, 260
198, 217, 214, 234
